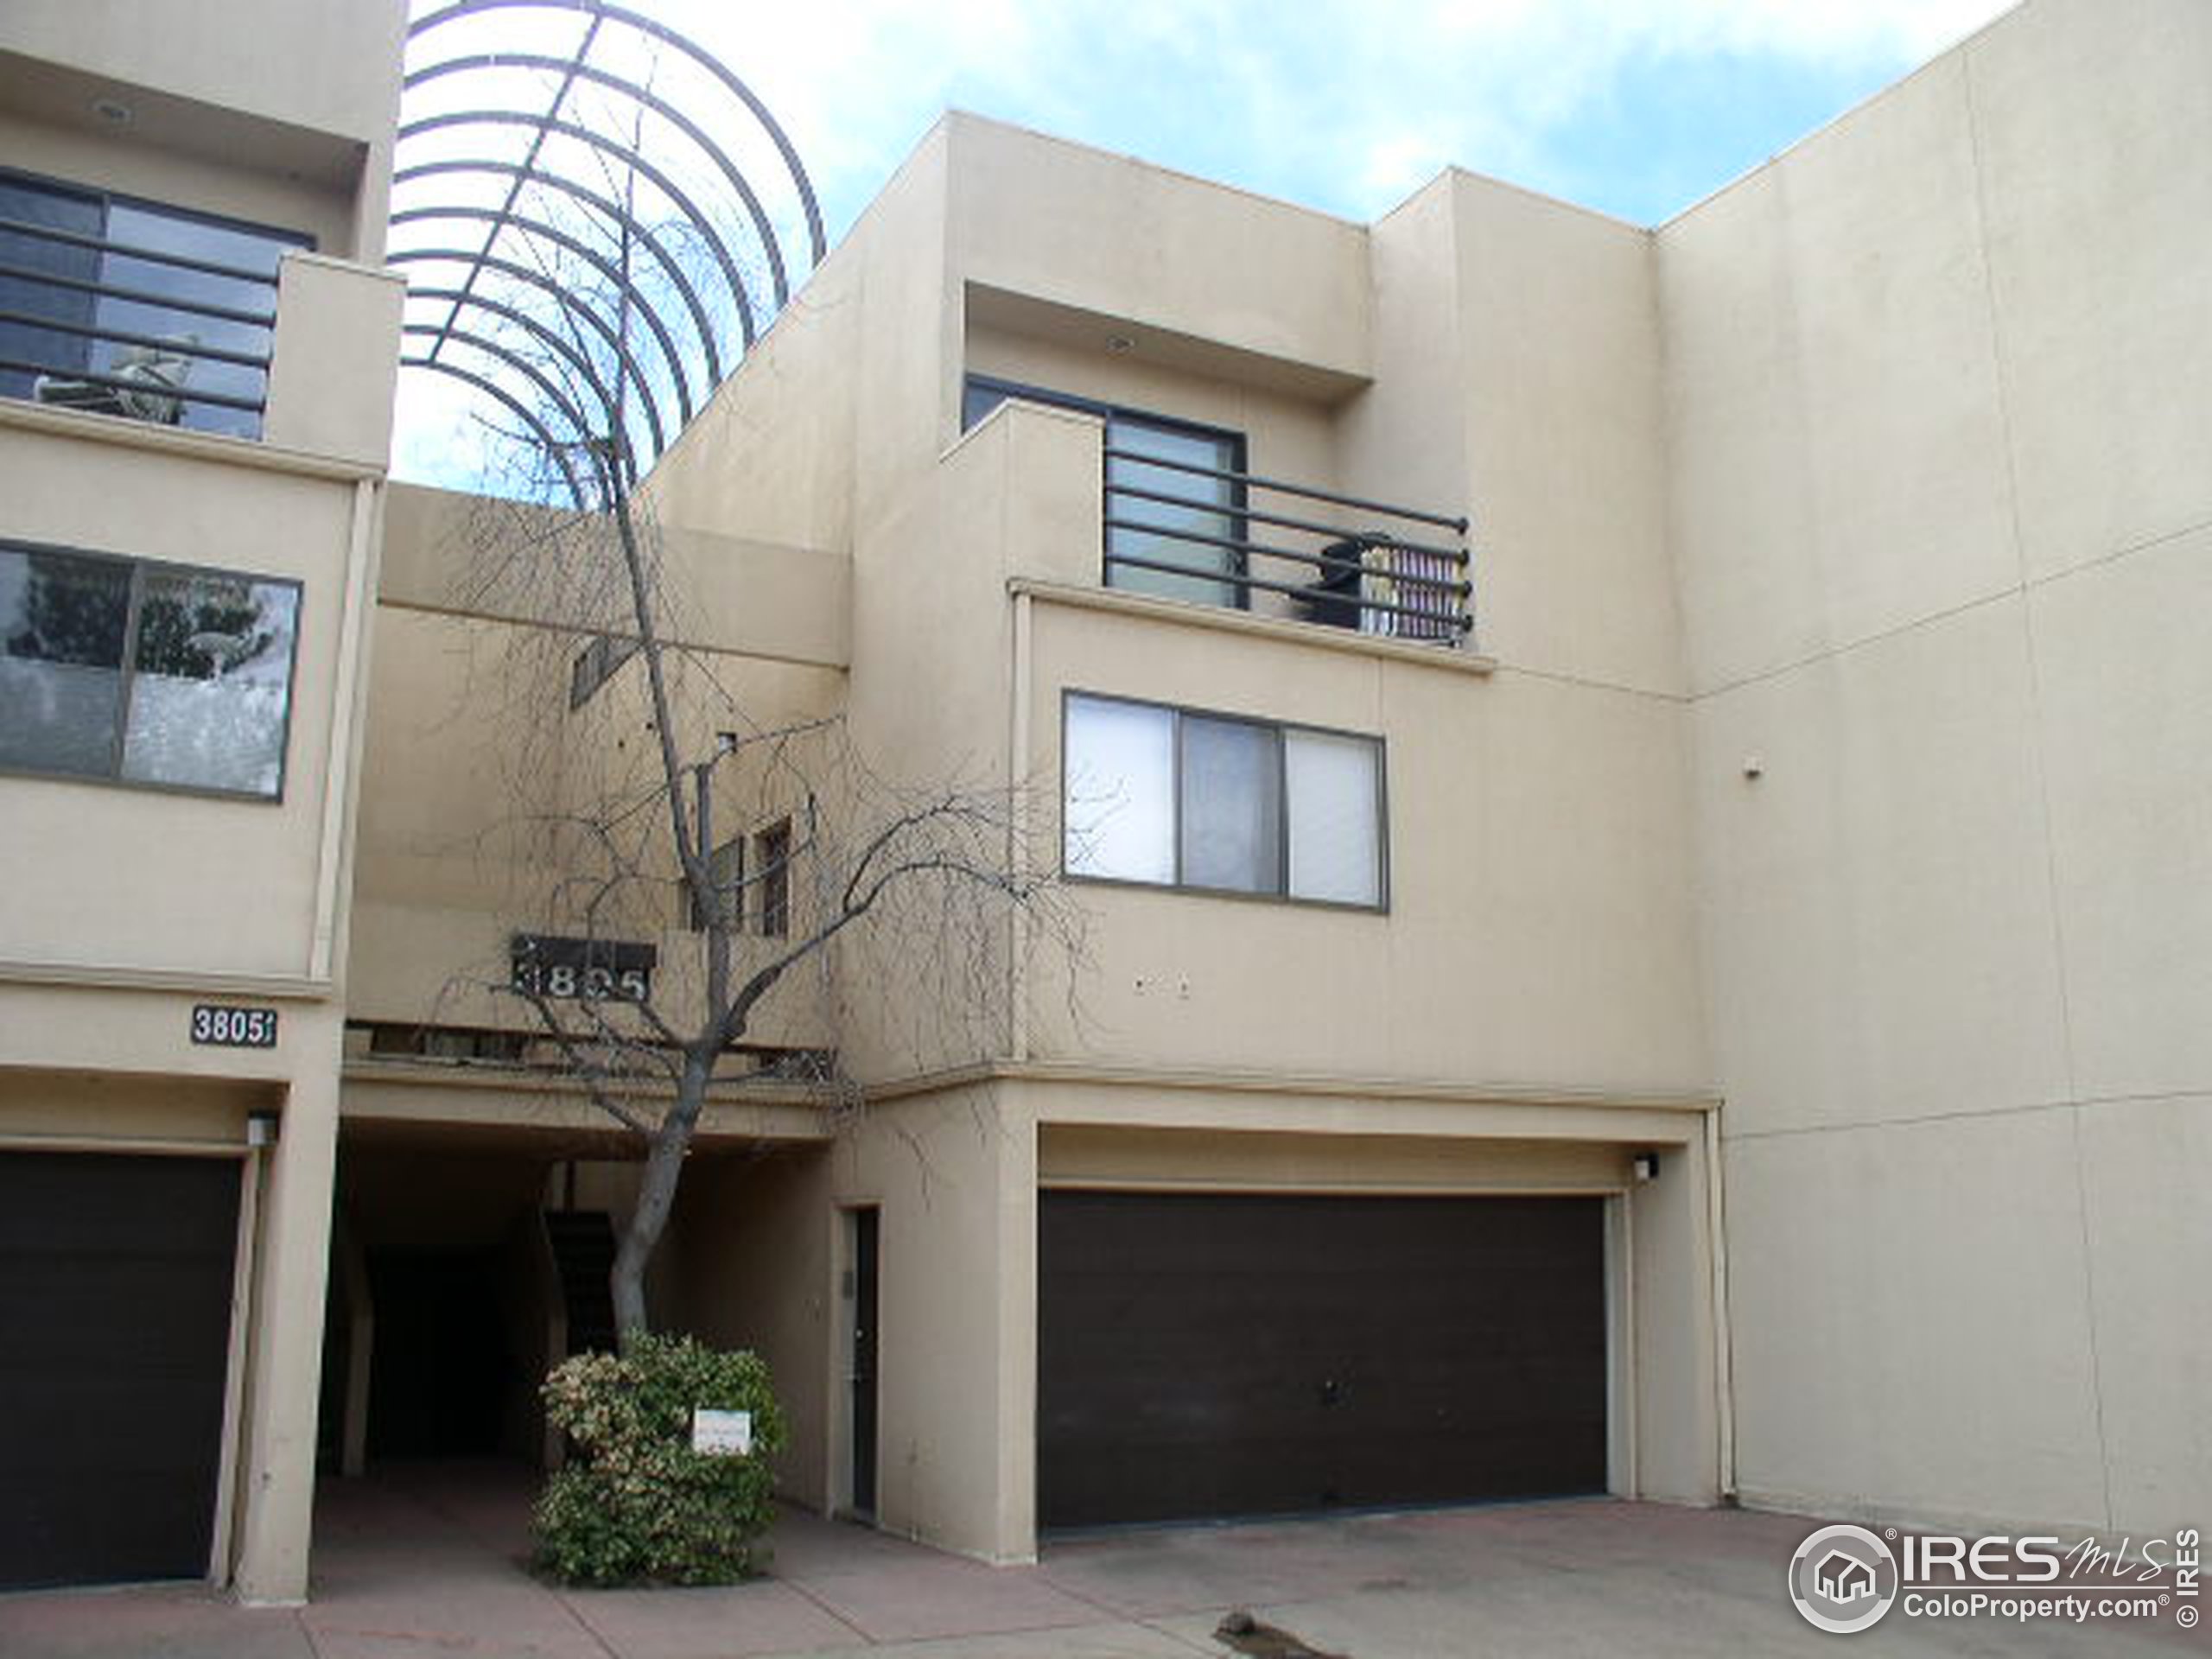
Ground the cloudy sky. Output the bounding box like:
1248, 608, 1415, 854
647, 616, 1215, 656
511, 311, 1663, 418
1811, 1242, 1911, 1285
671, 0, 2017, 235
391, 0, 2018, 480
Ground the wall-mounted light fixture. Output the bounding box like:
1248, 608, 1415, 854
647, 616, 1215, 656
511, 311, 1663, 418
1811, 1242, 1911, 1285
1632, 1151, 1662, 1184
246, 1110, 281, 1148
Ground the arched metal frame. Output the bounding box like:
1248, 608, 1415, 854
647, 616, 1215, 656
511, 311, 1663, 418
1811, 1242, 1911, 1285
406, 52, 797, 315
391, 202, 696, 423
393, 251, 671, 462
400, 109, 756, 348
401, 321, 602, 474
405, 283, 638, 486
392, 0, 825, 492
410, 356, 592, 507
394, 158, 726, 388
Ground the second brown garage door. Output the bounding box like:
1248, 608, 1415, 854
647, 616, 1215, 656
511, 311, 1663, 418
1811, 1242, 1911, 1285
1038, 1191, 1607, 1529
0, 1151, 242, 1589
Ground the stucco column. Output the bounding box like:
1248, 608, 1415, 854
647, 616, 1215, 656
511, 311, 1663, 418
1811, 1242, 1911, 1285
992, 1089, 1039, 1560
232, 1024, 342, 1604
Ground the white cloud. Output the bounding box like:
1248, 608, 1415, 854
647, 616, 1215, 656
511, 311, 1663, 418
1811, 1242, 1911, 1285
648, 0, 2016, 237
391, 0, 2019, 474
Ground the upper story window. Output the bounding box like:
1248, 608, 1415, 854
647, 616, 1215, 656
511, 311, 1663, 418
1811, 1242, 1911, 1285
756, 817, 792, 937
569, 632, 637, 709
963, 375, 1249, 611
0, 169, 308, 441
1063, 691, 1386, 910
0, 542, 302, 799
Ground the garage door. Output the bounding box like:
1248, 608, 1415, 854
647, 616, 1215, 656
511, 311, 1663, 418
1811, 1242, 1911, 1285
1039, 1191, 1606, 1529
0, 1152, 242, 1589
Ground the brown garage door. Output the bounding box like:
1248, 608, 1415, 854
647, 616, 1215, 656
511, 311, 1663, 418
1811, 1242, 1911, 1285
1039, 1191, 1607, 1529
0, 1152, 241, 1588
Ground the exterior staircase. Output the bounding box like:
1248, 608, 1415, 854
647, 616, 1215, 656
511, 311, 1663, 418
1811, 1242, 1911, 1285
543, 1211, 620, 1357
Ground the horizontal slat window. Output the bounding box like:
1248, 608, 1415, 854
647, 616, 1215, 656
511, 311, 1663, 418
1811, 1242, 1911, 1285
1, 171, 306, 439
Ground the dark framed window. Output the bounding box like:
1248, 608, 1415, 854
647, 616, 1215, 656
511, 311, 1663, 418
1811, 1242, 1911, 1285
756, 817, 791, 938
569, 632, 637, 709
0, 168, 309, 440
0, 542, 302, 799
963, 374, 1248, 610
1061, 691, 1387, 909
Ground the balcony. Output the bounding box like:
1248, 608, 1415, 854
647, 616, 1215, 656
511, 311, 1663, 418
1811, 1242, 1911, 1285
1103, 445, 1473, 645
0, 171, 299, 442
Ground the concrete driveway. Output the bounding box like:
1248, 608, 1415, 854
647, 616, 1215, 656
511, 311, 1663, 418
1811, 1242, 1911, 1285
0, 1465, 2194, 1656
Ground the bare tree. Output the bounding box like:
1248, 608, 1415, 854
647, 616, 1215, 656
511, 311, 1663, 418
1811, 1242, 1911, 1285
391, 14, 1072, 1347
482, 478, 1061, 1342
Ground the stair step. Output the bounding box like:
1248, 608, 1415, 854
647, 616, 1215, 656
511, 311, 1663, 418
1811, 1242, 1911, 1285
543, 1210, 622, 1357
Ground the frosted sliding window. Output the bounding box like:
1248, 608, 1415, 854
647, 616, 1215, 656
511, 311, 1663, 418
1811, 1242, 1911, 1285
0, 547, 130, 777
1180, 714, 1282, 893
121, 569, 299, 795
1286, 728, 1382, 906
1064, 691, 1386, 908
1064, 696, 1175, 883
0, 543, 300, 798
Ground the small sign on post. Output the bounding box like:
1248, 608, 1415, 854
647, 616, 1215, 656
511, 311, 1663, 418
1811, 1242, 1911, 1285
691, 1408, 753, 1458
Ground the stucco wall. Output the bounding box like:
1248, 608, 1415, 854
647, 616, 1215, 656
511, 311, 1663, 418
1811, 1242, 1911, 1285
0, 0, 404, 259
1664, 0, 2212, 1540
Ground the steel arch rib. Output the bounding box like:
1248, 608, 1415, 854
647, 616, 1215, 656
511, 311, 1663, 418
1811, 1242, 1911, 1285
406, 51, 793, 309
409, 0, 825, 265
404, 283, 634, 484
391, 204, 695, 423
392, 247, 669, 461
403, 324, 603, 487
402, 355, 590, 509
400, 110, 755, 350
393, 157, 724, 386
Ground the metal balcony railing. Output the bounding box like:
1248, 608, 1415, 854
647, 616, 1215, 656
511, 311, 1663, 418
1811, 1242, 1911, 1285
1101, 446, 1472, 642
0, 177, 297, 441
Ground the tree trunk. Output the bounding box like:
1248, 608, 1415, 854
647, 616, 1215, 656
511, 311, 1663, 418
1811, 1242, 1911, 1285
609, 1051, 709, 1348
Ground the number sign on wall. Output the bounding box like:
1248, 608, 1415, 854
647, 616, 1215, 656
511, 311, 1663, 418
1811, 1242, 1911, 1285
510, 933, 657, 1002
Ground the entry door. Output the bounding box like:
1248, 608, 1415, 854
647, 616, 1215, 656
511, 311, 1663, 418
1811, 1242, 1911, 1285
0, 1152, 242, 1588
848, 1207, 879, 1518
1038, 1191, 1607, 1529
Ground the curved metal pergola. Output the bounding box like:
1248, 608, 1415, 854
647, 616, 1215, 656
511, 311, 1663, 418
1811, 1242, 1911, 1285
391, 0, 825, 499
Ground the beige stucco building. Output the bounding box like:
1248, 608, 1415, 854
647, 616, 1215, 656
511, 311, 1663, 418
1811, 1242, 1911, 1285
1, 0, 2204, 1604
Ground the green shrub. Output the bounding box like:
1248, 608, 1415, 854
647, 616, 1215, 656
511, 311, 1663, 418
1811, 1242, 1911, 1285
533, 1333, 786, 1586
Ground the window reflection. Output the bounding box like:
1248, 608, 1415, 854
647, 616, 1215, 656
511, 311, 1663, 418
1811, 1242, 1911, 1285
0, 544, 301, 798
0, 548, 130, 777
0, 171, 307, 439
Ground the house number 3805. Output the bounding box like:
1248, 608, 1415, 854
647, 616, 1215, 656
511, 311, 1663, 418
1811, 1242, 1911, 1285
191, 1004, 279, 1047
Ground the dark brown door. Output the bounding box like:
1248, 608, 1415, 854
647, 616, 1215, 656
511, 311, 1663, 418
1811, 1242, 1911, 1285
0, 1152, 241, 1588
849, 1207, 879, 1518
1038, 1191, 1607, 1529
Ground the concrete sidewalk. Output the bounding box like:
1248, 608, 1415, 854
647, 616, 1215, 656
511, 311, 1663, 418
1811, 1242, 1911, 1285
0, 1465, 2195, 1656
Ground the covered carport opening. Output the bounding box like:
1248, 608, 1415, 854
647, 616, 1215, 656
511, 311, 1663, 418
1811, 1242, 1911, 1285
324, 1106, 836, 1496
327, 1122, 639, 1474
1039, 1187, 1610, 1529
